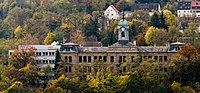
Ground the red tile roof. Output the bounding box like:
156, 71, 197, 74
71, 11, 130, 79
110, 5, 119, 13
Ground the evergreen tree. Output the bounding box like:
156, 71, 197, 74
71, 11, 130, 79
150, 12, 160, 28
159, 11, 168, 30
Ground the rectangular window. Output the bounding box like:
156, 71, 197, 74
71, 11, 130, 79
69, 56, 72, 63
119, 56, 123, 63
131, 56, 134, 62
52, 52, 55, 56
164, 56, 167, 62
52, 60, 55, 64
103, 56, 107, 62
49, 60, 52, 64
69, 66, 72, 72
110, 56, 114, 62
148, 56, 152, 60
49, 52, 52, 56
88, 56, 91, 63
159, 56, 163, 62
154, 56, 158, 61
83, 56, 87, 62
38, 52, 41, 56
79, 56, 82, 63
99, 56, 102, 62
94, 56, 98, 61
123, 56, 126, 62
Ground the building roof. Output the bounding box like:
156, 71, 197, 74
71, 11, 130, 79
110, 5, 119, 13
118, 19, 129, 26
19, 45, 60, 50
138, 46, 169, 52
62, 43, 79, 46
131, 3, 160, 12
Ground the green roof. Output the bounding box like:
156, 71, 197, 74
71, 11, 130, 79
118, 19, 128, 26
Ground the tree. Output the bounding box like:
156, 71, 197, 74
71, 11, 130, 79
70, 30, 85, 45
159, 11, 168, 30
43, 32, 56, 45
150, 12, 160, 28
14, 26, 23, 38
177, 45, 197, 62
9, 46, 36, 69
144, 26, 158, 45
163, 10, 178, 27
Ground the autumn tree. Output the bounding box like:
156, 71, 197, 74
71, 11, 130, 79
144, 26, 158, 45
177, 45, 197, 62
9, 46, 36, 69
70, 30, 85, 45
43, 32, 56, 45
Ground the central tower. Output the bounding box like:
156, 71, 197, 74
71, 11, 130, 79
117, 19, 129, 45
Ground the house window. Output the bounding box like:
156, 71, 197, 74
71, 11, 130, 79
88, 56, 91, 63
69, 66, 72, 72
103, 56, 107, 62
110, 56, 114, 62
83, 56, 87, 62
94, 56, 98, 61
154, 56, 158, 61
159, 56, 163, 62
123, 56, 126, 62
79, 56, 82, 63
99, 56, 102, 62
119, 56, 123, 63
52, 52, 55, 56
69, 56, 72, 63
164, 56, 167, 62
131, 56, 134, 62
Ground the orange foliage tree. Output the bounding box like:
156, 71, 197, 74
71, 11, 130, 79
177, 45, 197, 62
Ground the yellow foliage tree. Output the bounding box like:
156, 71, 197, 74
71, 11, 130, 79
14, 26, 23, 38
163, 10, 178, 26
43, 32, 56, 45
70, 30, 85, 45
144, 26, 159, 45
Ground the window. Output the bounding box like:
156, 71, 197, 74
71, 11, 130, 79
131, 56, 134, 62
52, 52, 55, 56
159, 56, 163, 62
83, 56, 87, 62
69, 56, 72, 63
148, 56, 152, 60
103, 56, 107, 62
88, 56, 91, 63
69, 66, 72, 72
121, 31, 125, 37
110, 56, 114, 62
99, 56, 102, 62
49, 52, 52, 56
119, 56, 123, 63
123, 56, 126, 62
164, 56, 167, 62
94, 56, 98, 61
79, 56, 82, 63
154, 56, 158, 61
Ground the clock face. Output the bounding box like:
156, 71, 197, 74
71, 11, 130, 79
121, 27, 125, 31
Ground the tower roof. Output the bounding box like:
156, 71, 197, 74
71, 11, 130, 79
118, 19, 128, 26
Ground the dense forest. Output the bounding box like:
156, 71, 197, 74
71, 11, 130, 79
0, 0, 200, 92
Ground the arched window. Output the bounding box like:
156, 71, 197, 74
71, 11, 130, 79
121, 31, 125, 38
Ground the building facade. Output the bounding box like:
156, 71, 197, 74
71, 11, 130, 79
9, 19, 184, 76
131, 3, 161, 16
178, 1, 200, 17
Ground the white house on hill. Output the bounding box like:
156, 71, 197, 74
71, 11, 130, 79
104, 5, 120, 20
